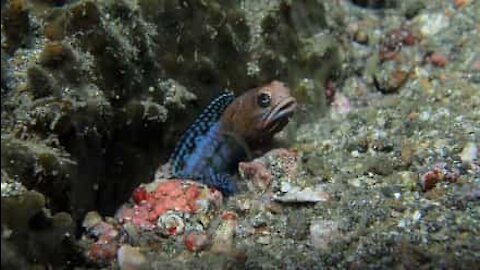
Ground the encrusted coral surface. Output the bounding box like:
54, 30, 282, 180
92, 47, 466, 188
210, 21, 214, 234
2, 0, 479, 269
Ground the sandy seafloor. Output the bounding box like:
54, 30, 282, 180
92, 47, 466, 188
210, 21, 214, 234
1, 0, 479, 269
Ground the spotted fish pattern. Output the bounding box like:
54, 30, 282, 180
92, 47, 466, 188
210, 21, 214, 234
170, 92, 240, 195
169, 81, 297, 196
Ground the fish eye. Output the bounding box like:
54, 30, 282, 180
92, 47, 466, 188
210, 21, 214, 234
257, 92, 271, 108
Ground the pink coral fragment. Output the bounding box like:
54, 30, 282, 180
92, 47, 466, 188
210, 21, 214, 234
116, 179, 221, 231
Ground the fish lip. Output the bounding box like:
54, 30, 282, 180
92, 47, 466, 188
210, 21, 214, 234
261, 97, 297, 132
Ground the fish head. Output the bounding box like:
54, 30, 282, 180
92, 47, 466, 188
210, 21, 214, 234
222, 80, 297, 143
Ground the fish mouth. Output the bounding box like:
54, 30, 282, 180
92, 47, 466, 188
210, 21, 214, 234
261, 97, 297, 134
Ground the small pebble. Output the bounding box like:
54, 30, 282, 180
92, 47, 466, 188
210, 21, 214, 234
454, 0, 469, 9
309, 220, 339, 250
238, 161, 272, 192
353, 30, 369, 45
117, 245, 147, 270
256, 235, 272, 245
211, 211, 238, 254
184, 231, 210, 252
428, 52, 448, 68
470, 58, 480, 71
418, 13, 449, 37
460, 142, 477, 164
82, 211, 103, 230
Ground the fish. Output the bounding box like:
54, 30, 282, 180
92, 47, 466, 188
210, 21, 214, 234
169, 81, 297, 196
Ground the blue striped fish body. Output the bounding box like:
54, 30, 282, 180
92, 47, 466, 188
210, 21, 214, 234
169, 81, 297, 196
179, 122, 247, 175
169, 92, 246, 195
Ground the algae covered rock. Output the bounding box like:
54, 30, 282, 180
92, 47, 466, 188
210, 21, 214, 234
1, 0, 339, 219
1, 0, 340, 267
1, 190, 75, 268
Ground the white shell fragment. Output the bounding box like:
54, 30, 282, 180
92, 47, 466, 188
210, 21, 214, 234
273, 185, 331, 203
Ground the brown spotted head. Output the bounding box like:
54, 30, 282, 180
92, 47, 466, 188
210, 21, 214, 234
221, 81, 297, 144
